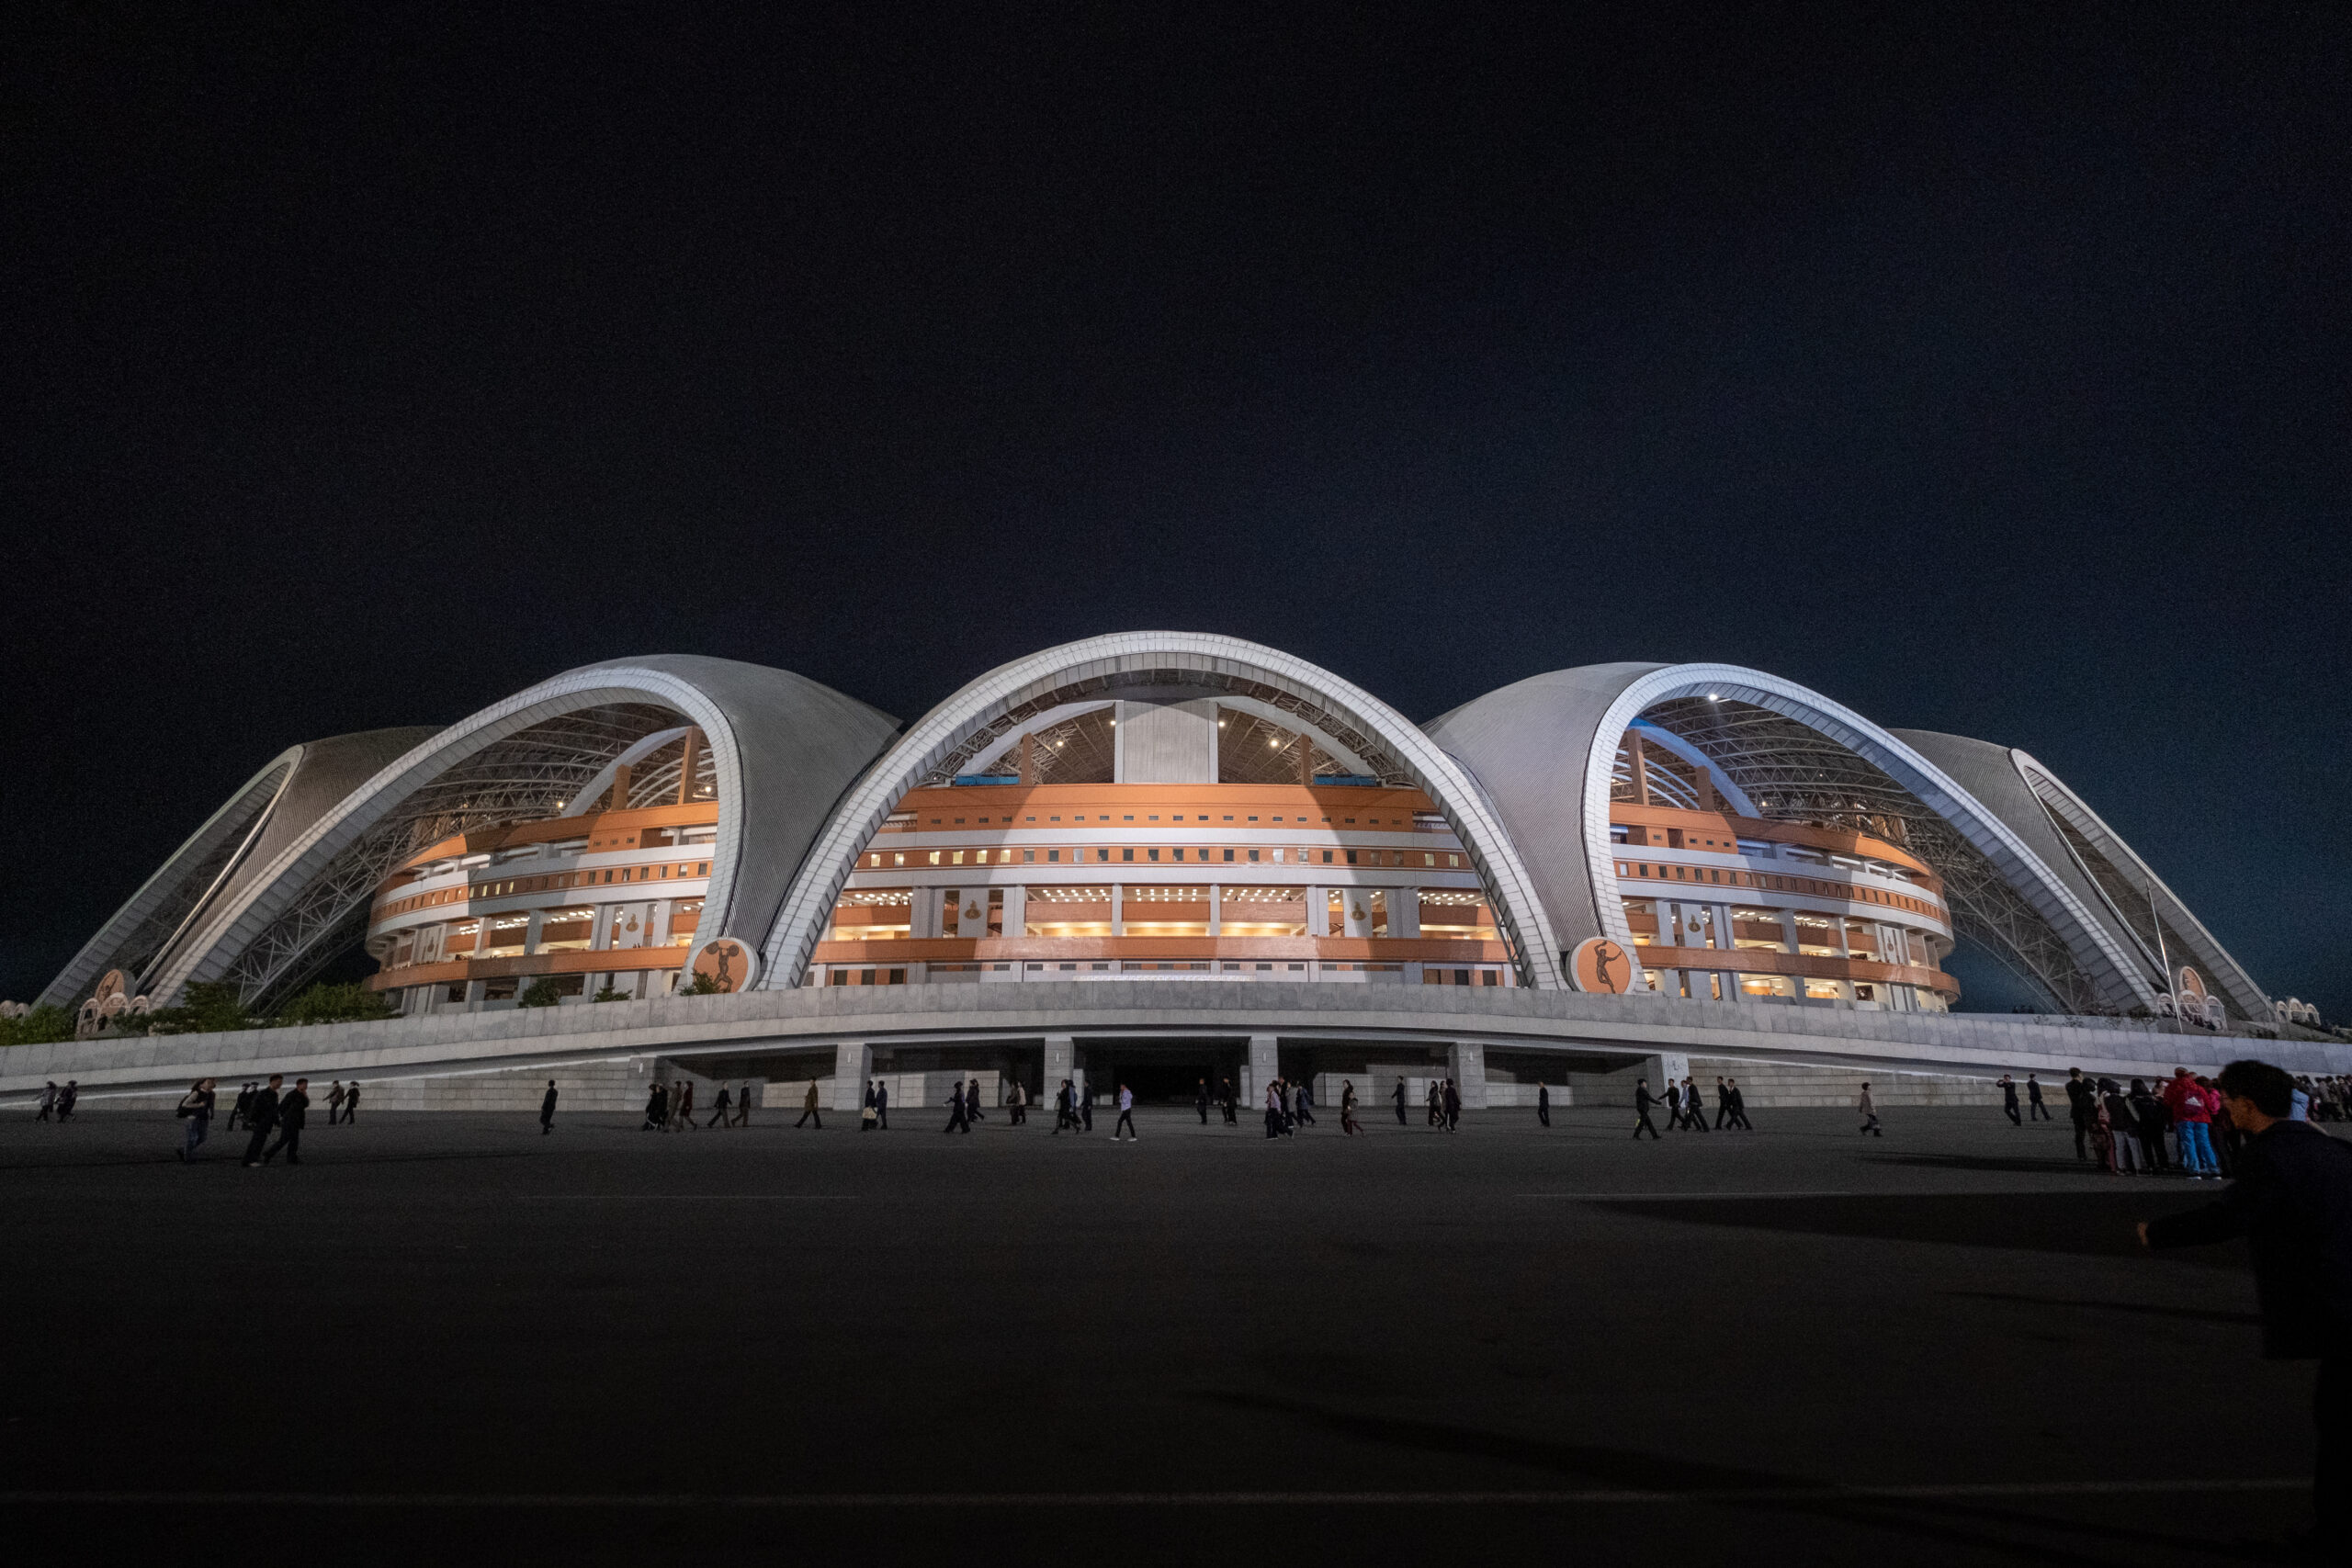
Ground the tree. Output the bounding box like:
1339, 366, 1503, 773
141, 981, 254, 1035
518, 976, 565, 1008
592, 984, 630, 1003
277, 981, 400, 1027
0, 1003, 76, 1048
681, 972, 725, 996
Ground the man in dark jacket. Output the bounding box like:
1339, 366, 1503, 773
2142, 1058, 2352, 1531
241, 1075, 284, 1166
1633, 1078, 1663, 1141
1537, 1083, 1552, 1128
540, 1080, 559, 1134
2064, 1066, 2096, 1160
2128, 1077, 2171, 1172
263, 1077, 309, 1165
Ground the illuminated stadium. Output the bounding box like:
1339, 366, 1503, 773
18, 634, 2341, 1110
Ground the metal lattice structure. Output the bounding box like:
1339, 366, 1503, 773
94, 763, 294, 995
1609, 743, 1707, 810
1027, 707, 1118, 784
216, 704, 687, 1010
1640, 697, 2107, 1012
620, 733, 719, 809
917, 671, 1412, 789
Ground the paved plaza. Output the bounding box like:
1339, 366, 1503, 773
2, 1098, 2327, 1563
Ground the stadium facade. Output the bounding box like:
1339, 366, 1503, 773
19, 634, 2340, 1109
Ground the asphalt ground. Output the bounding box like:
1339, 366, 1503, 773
1, 1097, 2331, 1565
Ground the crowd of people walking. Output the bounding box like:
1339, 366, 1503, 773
1631, 1074, 1754, 1138
638, 1077, 755, 1131
2022, 1064, 2352, 1180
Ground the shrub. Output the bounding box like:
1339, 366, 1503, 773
0, 1003, 77, 1047
141, 981, 254, 1035
276, 981, 400, 1027
518, 976, 566, 1008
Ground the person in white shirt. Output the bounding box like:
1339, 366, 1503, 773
1114, 1083, 1138, 1142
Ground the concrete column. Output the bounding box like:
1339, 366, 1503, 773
1644, 1051, 1690, 1096
1109, 884, 1125, 938
831, 1042, 871, 1111
1001, 884, 1027, 940
911, 888, 940, 941
1306, 886, 1325, 937
522, 908, 547, 955
1450, 1042, 1487, 1110
1389, 886, 1420, 938
1043, 1034, 1074, 1102
1245, 1033, 1278, 1106
1778, 908, 1802, 954
1205, 883, 1221, 937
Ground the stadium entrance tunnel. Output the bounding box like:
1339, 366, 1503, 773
1075, 1038, 1249, 1104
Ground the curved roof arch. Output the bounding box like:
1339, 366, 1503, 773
761, 631, 1566, 989
1425, 662, 2157, 1013
149, 657, 899, 1009
1894, 729, 2268, 1020
40, 727, 437, 1007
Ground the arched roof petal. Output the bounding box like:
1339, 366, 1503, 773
147, 657, 898, 1007
1426, 662, 2157, 1012
762, 631, 1566, 988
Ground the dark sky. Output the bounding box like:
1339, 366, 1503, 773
6, 6, 2347, 1014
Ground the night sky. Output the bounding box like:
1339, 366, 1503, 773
6, 7, 2347, 1014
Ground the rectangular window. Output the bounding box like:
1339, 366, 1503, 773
1344, 850, 1359, 865
929, 852, 941, 865
1223, 848, 1234, 862
1047, 849, 1061, 863
1322, 850, 1334, 863
1023, 850, 1035, 863
1248, 849, 1261, 863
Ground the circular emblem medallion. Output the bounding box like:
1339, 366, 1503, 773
1567, 936, 1635, 994
690, 936, 760, 994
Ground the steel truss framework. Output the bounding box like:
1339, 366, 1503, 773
1641, 697, 2108, 1013
2019, 767, 2255, 1021
917, 671, 1412, 788
216, 704, 686, 1010
618, 733, 719, 810
87, 762, 294, 997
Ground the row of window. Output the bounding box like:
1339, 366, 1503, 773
863, 846, 1469, 869
377, 862, 714, 919
820, 961, 1507, 986
890, 810, 1437, 829
1639, 969, 1944, 1009
378, 902, 704, 967
1614, 861, 1939, 918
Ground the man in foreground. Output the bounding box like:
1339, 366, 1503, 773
2141, 1058, 2351, 1544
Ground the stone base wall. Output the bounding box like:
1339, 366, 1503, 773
1686, 1057, 2000, 1110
